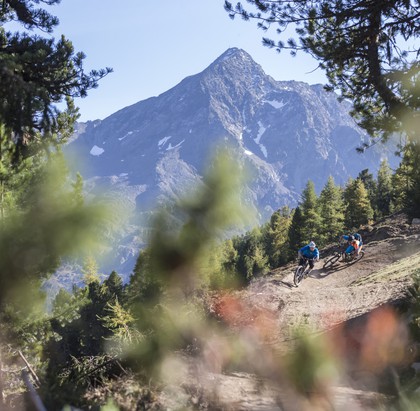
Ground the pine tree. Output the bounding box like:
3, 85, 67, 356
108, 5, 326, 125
82, 255, 100, 285
220, 238, 238, 275
287, 207, 305, 259
344, 178, 374, 229
393, 141, 420, 217
51, 287, 88, 327
0, 126, 42, 220
100, 299, 139, 346
0, 1, 112, 157
376, 159, 393, 217
128, 248, 162, 305
318, 176, 344, 245
391, 162, 409, 213
236, 228, 269, 281
263, 206, 292, 267
357, 169, 377, 215
300, 180, 321, 244
103, 271, 125, 304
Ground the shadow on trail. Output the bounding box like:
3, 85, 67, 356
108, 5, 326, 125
315, 260, 360, 278
269, 279, 295, 289
310, 269, 332, 279
309, 262, 353, 279
320, 252, 366, 274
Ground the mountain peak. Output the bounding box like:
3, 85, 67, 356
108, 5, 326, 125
211, 47, 259, 68
215, 47, 250, 61
201, 47, 270, 94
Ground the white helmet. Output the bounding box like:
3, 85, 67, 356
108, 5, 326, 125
309, 241, 316, 248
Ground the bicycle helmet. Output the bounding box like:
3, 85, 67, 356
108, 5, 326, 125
349, 235, 355, 241
309, 241, 316, 248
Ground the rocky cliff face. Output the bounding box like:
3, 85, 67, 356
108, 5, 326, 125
64, 47, 399, 278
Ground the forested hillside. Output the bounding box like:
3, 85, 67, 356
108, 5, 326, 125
0, 1, 419, 410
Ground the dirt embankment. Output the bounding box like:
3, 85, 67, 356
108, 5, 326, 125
240, 213, 420, 341
172, 213, 420, 410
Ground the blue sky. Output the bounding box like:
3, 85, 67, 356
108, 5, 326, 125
52, 0, 327, 122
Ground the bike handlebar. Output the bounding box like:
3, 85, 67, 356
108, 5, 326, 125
300, 256, 316, 261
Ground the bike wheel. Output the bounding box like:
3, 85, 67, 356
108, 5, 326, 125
350, 250, 365, 264
323, 253, 341, 270
294, 266, 305, 287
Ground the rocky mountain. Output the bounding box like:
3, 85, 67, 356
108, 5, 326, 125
64, 47, 399, 279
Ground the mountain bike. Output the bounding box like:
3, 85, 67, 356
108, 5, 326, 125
294, 257, 315, 287
322, 245, 345, 270
342, 249, 365, 264
323, 243, 364, 270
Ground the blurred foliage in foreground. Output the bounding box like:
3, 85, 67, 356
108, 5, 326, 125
0, 152, 109, 409
0, 149, 414, 410
0, 155, 108, 306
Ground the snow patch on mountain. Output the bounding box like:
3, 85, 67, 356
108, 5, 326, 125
119, 130, 137, 141
264, 99, 287, 110
90, 145, 105, 156
158, 136, 172, 148
166, 139, 185, 151
255, 121, 268, 158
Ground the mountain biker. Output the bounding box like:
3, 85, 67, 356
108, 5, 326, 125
298, 241, 320, 273
353, 233, 363, 254
343, 235, 360, 259
341, 232, 363, 255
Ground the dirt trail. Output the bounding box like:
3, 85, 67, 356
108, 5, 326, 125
242, 214, 420, 344
162, 214, 420, 410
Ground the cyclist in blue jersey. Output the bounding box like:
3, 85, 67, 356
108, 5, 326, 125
298, 241, 320, 273
341, 232, 363, 255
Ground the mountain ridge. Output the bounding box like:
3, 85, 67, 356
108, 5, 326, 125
64, 47, 400, 279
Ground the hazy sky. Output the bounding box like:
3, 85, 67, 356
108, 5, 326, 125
51, 0, 327, 122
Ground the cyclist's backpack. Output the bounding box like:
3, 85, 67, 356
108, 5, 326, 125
354, 233, 362, 242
